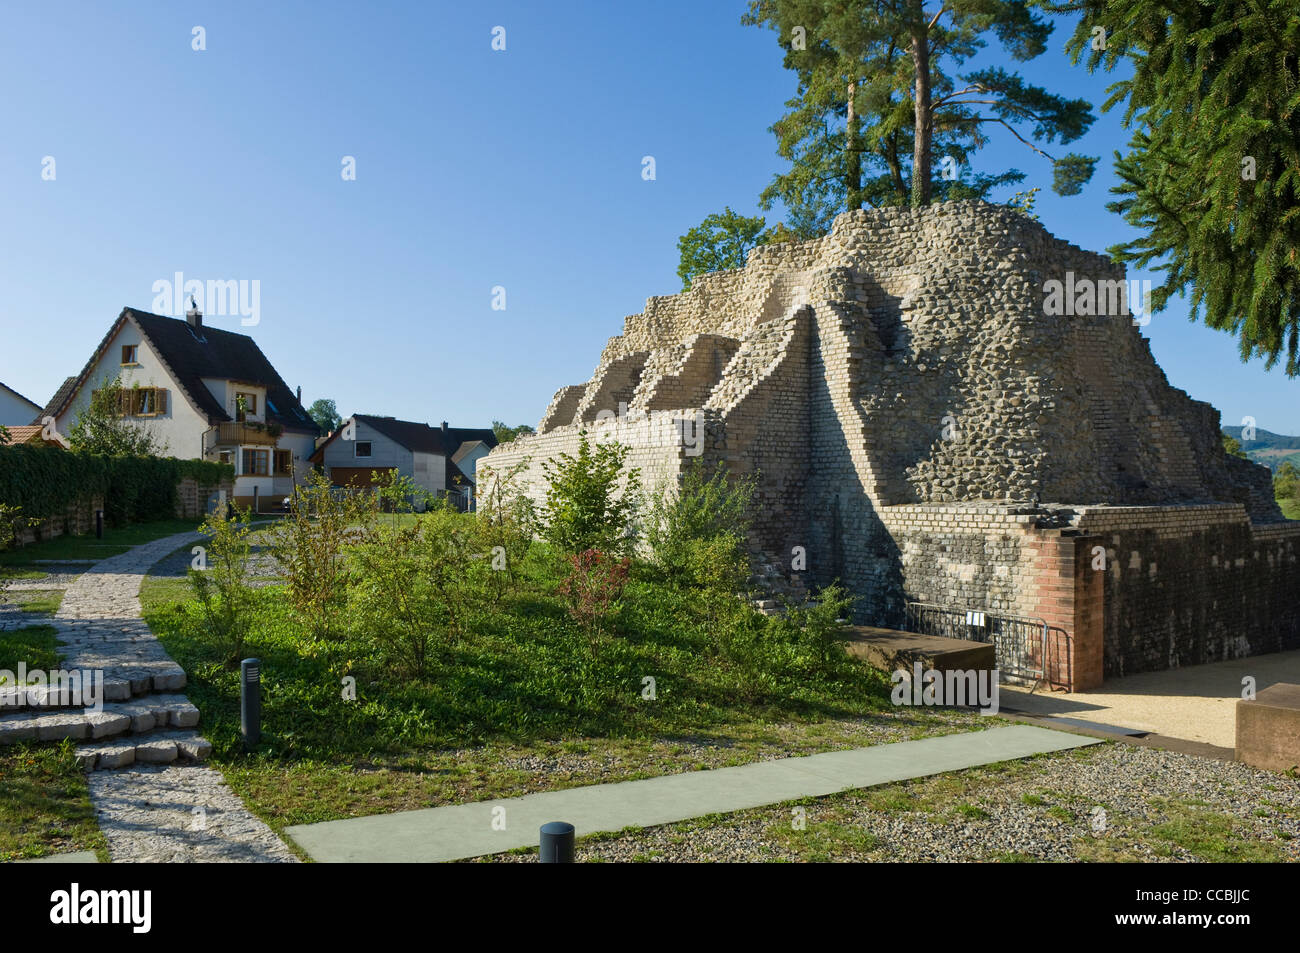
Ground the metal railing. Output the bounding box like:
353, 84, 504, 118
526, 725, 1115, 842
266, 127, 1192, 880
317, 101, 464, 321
905, 602, 1047, 688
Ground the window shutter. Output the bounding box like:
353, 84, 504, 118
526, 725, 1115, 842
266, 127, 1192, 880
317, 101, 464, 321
119, 390, 132, 416
156, 389, 167, 414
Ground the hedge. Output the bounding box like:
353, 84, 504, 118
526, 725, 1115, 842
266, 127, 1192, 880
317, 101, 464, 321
0, 445, 234, 528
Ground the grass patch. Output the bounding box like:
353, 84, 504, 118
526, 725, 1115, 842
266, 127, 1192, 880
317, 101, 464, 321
140, 547, 984, 831
0, 741, 109, 861
3, 589, 63, 617
0, 625, 61, 680
0, 518, 203, 566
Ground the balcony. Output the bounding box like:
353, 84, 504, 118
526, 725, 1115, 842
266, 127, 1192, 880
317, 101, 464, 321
213, 421, 278, 447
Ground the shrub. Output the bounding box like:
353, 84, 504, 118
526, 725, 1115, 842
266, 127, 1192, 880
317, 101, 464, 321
645, 460, 756, 586
476, 458, 537, 602
265, 470, 364, 641
555, 548, 631, 649
785, 582, 855, 670
541, 430, 641, 556
187, 502, 256, 668
349, 508, 490, 677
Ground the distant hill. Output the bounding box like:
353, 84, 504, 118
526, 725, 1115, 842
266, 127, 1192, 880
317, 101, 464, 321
1222, 425, 1300, 472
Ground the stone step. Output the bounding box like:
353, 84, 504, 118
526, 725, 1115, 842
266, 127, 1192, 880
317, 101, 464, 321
0, 695, 200, 745
76, 730, 213, 771
0, 668, 185, 710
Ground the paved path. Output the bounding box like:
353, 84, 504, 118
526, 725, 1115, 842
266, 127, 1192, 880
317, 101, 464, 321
1002, 649, 1300, 748
53, 529, 296, 863
286, 723, 1099, 863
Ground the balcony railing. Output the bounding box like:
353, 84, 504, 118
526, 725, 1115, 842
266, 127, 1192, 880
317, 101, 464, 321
213, 421, 278, 446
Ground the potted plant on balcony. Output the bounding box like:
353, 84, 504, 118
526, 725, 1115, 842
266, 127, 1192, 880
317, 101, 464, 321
266, 421, 283, 440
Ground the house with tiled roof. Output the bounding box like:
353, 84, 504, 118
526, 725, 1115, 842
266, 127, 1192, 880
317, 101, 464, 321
310, 414, 496, 508
43, 305, 320, 509
0, 381, 42, 427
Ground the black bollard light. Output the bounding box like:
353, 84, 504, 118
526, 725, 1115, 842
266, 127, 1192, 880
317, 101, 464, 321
95, 509, 103, 539
241, 658, 261, 750
539, 821, 575, 863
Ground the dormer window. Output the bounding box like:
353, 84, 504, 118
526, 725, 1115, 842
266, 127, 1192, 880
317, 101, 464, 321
121, 345, 139, 365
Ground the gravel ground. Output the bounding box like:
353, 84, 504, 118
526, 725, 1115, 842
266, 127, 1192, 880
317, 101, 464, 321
481, 742, 1300, 863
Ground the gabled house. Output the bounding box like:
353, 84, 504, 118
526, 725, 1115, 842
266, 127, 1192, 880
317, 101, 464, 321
311, 414, 496, 507
2, 425, 69, 449
0, 381, 41, 427
42, 306, 320, 509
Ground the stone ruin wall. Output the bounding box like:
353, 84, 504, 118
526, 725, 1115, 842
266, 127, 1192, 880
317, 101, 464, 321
480, 200, 1299, 685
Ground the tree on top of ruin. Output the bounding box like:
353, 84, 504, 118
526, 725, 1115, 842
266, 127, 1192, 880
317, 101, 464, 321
743, 0, 1098, 234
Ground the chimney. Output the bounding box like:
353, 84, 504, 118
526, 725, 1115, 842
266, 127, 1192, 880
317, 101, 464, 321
186, 295, 203, 328
441, 420, 448, 434
296, 385, 302, 403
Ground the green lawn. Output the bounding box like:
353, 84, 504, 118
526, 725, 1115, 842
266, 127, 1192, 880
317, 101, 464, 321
140, 551, 981, 836
0, 625, 61, 681
0, 518, 203, 567
0, 742, 109, 862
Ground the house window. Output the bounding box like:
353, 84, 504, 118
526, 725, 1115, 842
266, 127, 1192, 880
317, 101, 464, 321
121, 345, 138, 365
354, 441, 372, 458
235, 391, 258, 421
242, 449, 269, 476
104, 386, 167, 417
274, 450, 293, 476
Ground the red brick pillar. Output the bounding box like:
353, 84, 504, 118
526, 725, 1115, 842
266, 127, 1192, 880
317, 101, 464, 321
1027, 532, 1105, 691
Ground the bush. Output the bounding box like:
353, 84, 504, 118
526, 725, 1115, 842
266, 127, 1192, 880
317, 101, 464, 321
540, 430, 641, 556
348, 508, 491, 677
555, 548, 631, 649
476, 458, 537, 602
784, 582, 855, 670
265, 470, 366, 641
645, 460, 756, 586
187, 502, 256, 667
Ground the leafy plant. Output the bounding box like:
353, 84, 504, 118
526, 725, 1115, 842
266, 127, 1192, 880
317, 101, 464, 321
476, 457, 537, 602
349, 508, 491, 677
540, 430, 641, 556
67, 375, 165, 456
645, 460, 756, 587
555, 548, 631, 648
264, 470, 364, 642
785, 582, 855, 670
187, 501, 256, 668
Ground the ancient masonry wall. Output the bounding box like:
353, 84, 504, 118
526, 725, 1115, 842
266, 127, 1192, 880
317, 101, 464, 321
479, 200, 1298, 687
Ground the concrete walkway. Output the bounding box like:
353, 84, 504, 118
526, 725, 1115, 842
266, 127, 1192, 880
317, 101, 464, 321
53, 528, 296, 863
1002, 649, 1300, 748
286, 723, 1099, 863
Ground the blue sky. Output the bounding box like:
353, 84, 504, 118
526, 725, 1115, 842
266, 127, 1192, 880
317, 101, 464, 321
1, 1, 1295, 437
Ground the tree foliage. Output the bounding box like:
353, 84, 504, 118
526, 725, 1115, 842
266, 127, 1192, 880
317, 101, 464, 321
1042, 0, 1300, 376
676, 207, 789, 289
540, 431, 641, 556
491, 420, 536, 444
306, 398, 343, 434
66, 375, 165, 456
743, 0, 1097, 233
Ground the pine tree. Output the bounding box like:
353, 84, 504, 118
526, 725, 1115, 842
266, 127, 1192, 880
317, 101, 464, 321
1041, 0, 1300, 376
743, 0, 1098, 231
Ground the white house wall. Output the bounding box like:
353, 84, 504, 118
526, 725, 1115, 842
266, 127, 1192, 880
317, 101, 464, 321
0, 389, 39, 427
53, 322, 211, 458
